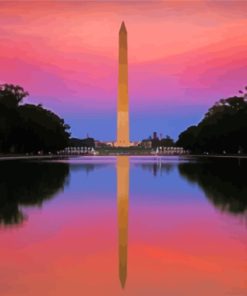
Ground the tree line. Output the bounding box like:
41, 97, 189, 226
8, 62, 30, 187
151, 135, 175, 149
2, 83, 247, 154
0, 84, 70, 153
69, 137, 95, 148
177, 87, 247, 154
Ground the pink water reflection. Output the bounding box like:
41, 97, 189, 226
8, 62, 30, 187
0, 157, 246, 296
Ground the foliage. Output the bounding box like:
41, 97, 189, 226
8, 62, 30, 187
0, 84, 70, 153
177, 87, 247, 153
160, 135, 175, 147
0, 84, 28, 108
176, 126, 197, 151
69, 137, 95, 147
151, 135, 175, 149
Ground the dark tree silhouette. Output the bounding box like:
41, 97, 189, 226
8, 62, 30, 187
160, 135, 175, 147
150, 135, 175, 149
69, 137, 95, 148
177, 87, 247, 153
0, 84, 28, 108
17, 104, 70, 152
0, 83, 70, 153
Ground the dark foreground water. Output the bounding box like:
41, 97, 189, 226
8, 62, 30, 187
0, 156, 246, 296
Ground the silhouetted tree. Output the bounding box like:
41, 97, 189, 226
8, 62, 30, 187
0, 83, 70, 153
177, 87, 247, 153
0, 84, 29, 152
151, 138, 160, 149
160, 135, 175, 147
17, 104, 70, 152
176, 126, 197, 151
0, 84, 28, 107
69, 137, 95, 148
150, 135, 175, 149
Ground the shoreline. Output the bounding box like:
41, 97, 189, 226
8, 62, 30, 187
188, 154, 247, 159
0, 155, 69, 161
1, 153, 247, 160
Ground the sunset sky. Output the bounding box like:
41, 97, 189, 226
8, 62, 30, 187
1, 0, 247, 140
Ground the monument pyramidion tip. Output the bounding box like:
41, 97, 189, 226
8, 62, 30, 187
120, 21, 127, 33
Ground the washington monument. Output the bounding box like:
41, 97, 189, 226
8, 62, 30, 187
116, 22, 130, 147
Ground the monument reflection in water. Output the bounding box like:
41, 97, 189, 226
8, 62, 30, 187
0, 156, 246, 296
117, 156, 129, 288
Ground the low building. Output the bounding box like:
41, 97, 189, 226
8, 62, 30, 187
58, 146, 95, 155
130, 141, 141, 147
141, 140, 152, 149
95, 141, 115, 148
157, 146, 189, 155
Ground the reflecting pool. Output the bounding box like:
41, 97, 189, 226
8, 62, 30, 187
0, 156, 246, 296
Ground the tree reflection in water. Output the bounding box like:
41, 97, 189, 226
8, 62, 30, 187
178, 158, 247, 216
136, 158, 247, 216
0, 160, 69, 226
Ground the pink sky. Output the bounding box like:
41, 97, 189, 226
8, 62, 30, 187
0, 1, 247, 140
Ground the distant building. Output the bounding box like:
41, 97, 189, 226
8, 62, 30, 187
155, 146, 188, 155
95, 141, 114, 147
96, 141, 140, 148
105, 141, 115, 147
129, 141, 141, 147
153, 132, 158, 140
141, 139, 152, 149
95, 141, 106, 148
58, 146, 97, 155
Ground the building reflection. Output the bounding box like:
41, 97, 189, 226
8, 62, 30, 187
117, 156, 129, 289
137, 162, 175, 177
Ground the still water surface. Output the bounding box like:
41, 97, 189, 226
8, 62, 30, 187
0, 156, 246, 296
